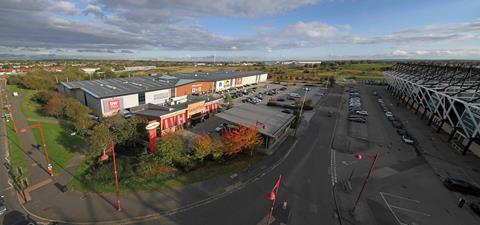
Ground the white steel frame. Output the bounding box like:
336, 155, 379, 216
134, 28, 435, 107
385, 63, 480, 142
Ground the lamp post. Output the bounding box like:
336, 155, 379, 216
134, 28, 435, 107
266, 175, 282, 225
20, 123, 53, 176
99, 141, 121, 211
351, 152, 379, 215
294, 88, 309, 136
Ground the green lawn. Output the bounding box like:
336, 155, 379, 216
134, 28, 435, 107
29, 122, 85, 171
70, 154, 264, 193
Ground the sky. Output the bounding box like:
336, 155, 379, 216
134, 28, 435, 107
0, 0, 480, 60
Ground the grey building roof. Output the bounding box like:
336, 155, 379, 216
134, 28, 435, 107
61, 70, 266, 99
61, 76, 175, 99
216, 104, 294, 138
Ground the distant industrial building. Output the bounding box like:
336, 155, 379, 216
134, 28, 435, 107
59, 70, 267, 117
385, 63, 480, 157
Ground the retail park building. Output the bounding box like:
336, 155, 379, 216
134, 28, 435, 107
59, 70, 268, 135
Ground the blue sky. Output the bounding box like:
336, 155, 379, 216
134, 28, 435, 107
0, 0, 479, 60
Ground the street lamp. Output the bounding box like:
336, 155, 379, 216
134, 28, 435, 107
20, 123, 53, 176
99, 142, 122, 211
294, 88, 309, 136
351, 152, 379, 215
266, 175, 282, 225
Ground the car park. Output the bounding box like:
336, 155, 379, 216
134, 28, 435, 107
443, 178, 480, 196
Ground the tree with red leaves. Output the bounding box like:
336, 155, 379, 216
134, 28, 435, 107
223, 125, 263, 155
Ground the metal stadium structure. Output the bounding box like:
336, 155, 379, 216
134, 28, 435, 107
385, 63, 480, 156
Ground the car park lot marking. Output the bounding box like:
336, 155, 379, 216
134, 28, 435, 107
380, 192, 431, 225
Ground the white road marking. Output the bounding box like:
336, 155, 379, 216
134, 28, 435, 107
381, 192, 420, 203
389, 205, 431, 217
380, 192, 431, 225
380, 192, 407, 225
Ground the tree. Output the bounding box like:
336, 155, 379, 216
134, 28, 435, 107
74, 115, 94, 136
43, 97, 65, 117
224, 94, 234, 109
22, 69, 57, 90
328, 75, 336, 87
88, 124, 114, 157
156, 133, 187, 167
64, 98, 91, 120
193, 134, 224, 162
223, 126, 263, 155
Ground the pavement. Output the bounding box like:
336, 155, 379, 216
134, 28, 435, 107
0, 83, 342, 225
332, 83, 480, 225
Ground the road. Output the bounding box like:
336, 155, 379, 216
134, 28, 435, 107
135, 86, 341, 225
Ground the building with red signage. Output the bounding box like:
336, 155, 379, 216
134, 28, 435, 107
130, 95, 220, 135
60, 70, 267, 117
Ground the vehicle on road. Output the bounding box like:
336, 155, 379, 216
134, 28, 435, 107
280, 87, 287, 91
469, 202, 480, 216
348, 117, 366, 123
281, 109, 292, 114
356, 110, 368, 116
0, 195, 6, 215
392, 120, 403, 129
385, 111, 393, 117
401, 135, 415, 144
443, 178, 480, 196
396, 129, 407, 136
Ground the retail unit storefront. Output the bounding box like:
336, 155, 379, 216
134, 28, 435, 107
133, 99, 219, 136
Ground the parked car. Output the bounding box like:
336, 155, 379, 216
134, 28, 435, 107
0, 195, 6, 215
402, 135, 415, 145
396, 129, 408, 136
281, 109, 292, 114
469, 202, 480, 216
356, 111, 368, 116
277, 97, 286, 102
443, 178, 480, 196
348, 117, 366, 123
288, 93, 301, 98
280, 87, 287, 91
385, 112, 393, 117
392, 120, 403, 129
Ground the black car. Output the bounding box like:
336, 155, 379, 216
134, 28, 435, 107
281, 109, 292, 114
470, 202, 480, 216
443, 178, 480, 196
280, 87, 287, 91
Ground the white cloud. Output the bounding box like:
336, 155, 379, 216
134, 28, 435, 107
52, 1, 77, 15
390, 49, 480, 58
83, 4, 103, 17
392, 49, 408, 56
360, 21, 480, 44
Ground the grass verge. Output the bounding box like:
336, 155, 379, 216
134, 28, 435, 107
29, 122, 85, 171
70, 154, 264, 193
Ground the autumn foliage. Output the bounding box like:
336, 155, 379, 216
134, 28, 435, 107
223, 125, 263, 155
